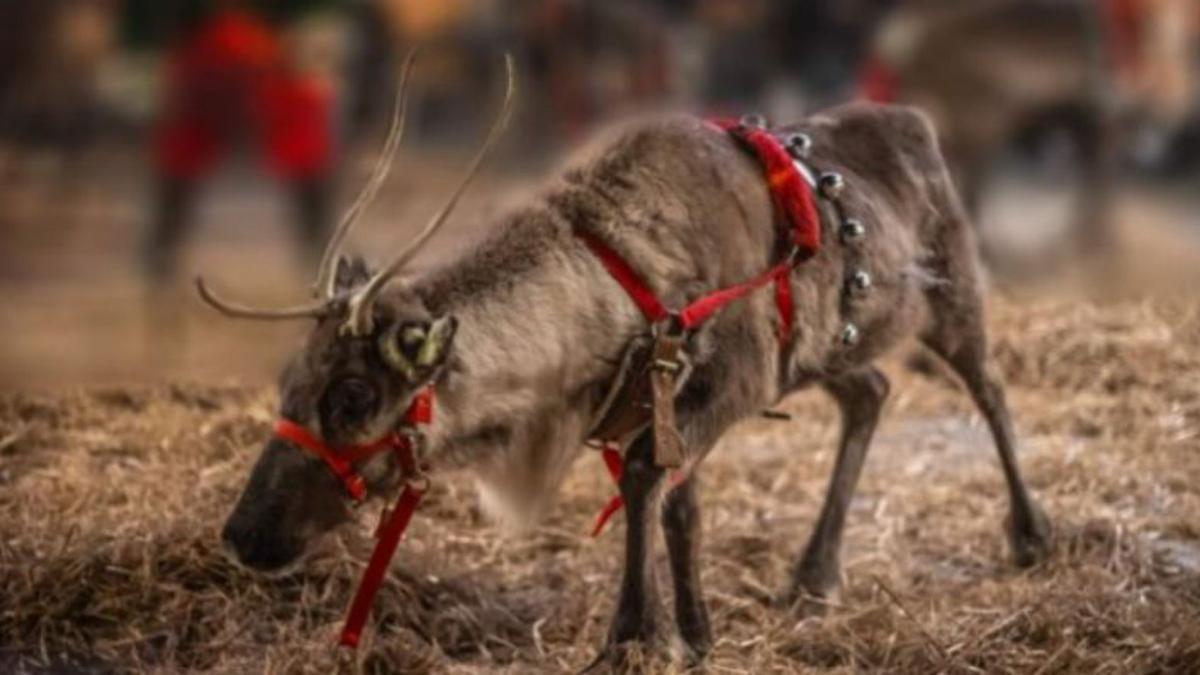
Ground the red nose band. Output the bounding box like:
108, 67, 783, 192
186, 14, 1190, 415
273, 419, 373, 500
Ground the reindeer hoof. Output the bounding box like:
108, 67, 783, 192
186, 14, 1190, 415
1007, 503, 1054, 567
682, 639, 712, 669
583, 607, 668, 673
779, 587, 839, 619
776, 572, 841, 618
779, 555, 842, 615
580, 641, 656, 674
677, 618, 713, 667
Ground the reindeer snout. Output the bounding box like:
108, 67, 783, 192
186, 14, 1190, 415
221, 515, 304, 572
220, 437, 344, 572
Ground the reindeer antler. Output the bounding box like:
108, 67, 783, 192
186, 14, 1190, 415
195, 277, 333, 320
312, 48, 419, 300
341, 53, 517, 337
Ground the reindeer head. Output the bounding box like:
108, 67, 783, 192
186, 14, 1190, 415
201, 51, 514, 572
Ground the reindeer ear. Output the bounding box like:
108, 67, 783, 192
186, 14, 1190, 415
333, 254, 372, 294
378, 316, 458, 381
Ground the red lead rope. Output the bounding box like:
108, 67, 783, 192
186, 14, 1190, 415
340, 479, 424, 648
273, 386, 434, 649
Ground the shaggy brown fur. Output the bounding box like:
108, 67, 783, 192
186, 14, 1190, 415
215, 102, 1052, 665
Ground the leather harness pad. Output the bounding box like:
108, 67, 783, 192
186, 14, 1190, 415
587, 332, 690, 467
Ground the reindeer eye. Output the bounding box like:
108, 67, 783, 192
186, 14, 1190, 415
401, 325, 426, 351
320, 376, 379, 430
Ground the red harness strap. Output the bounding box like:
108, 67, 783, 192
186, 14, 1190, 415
274, 419, 390, 501
577, 120, 819, 339
584, 117, 821, 535
274, 386, 434, 648
579, 229, 794, 335
577, 230, 670, 324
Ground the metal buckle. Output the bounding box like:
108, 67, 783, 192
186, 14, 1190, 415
653, 358, 683, 374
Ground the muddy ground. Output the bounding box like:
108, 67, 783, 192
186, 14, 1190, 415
1, 152, 1199, 673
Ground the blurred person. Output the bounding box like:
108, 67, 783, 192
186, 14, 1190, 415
347, 0, 480, 141
695, 0, 772, 112
776, 0, 899, 106
0, 0, 116, 223
858, 0, 1196, 253
513, 0, 670, 147
142, 0, 335, 283
343, 0, 398, 143
348, 0, 670, 157
692, 0, 899, 115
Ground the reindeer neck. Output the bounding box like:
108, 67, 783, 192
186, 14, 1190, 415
411, 202, 642, 466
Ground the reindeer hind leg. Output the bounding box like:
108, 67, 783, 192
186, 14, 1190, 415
919, 245, 1053, 566
783, 366, 890, 615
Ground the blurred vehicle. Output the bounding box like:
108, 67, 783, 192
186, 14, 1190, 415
861, 0, 1197, 252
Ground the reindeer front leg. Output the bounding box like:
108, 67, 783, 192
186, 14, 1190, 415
662, 472, 712, 662
590, 433, 667, 668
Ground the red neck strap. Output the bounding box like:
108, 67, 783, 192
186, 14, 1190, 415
710, 117, 821, 260
272, 385, 434, 649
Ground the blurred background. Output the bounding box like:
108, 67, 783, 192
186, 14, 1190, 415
1, 0, 1197, 388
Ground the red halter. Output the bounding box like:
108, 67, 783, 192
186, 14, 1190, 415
273, 386, 434, 648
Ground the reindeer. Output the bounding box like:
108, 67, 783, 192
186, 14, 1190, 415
203, 52, 1052, 665
863, 0, 1196, 252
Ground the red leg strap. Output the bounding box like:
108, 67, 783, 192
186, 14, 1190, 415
591, 447, 688, 538
591, 447, 626, 537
